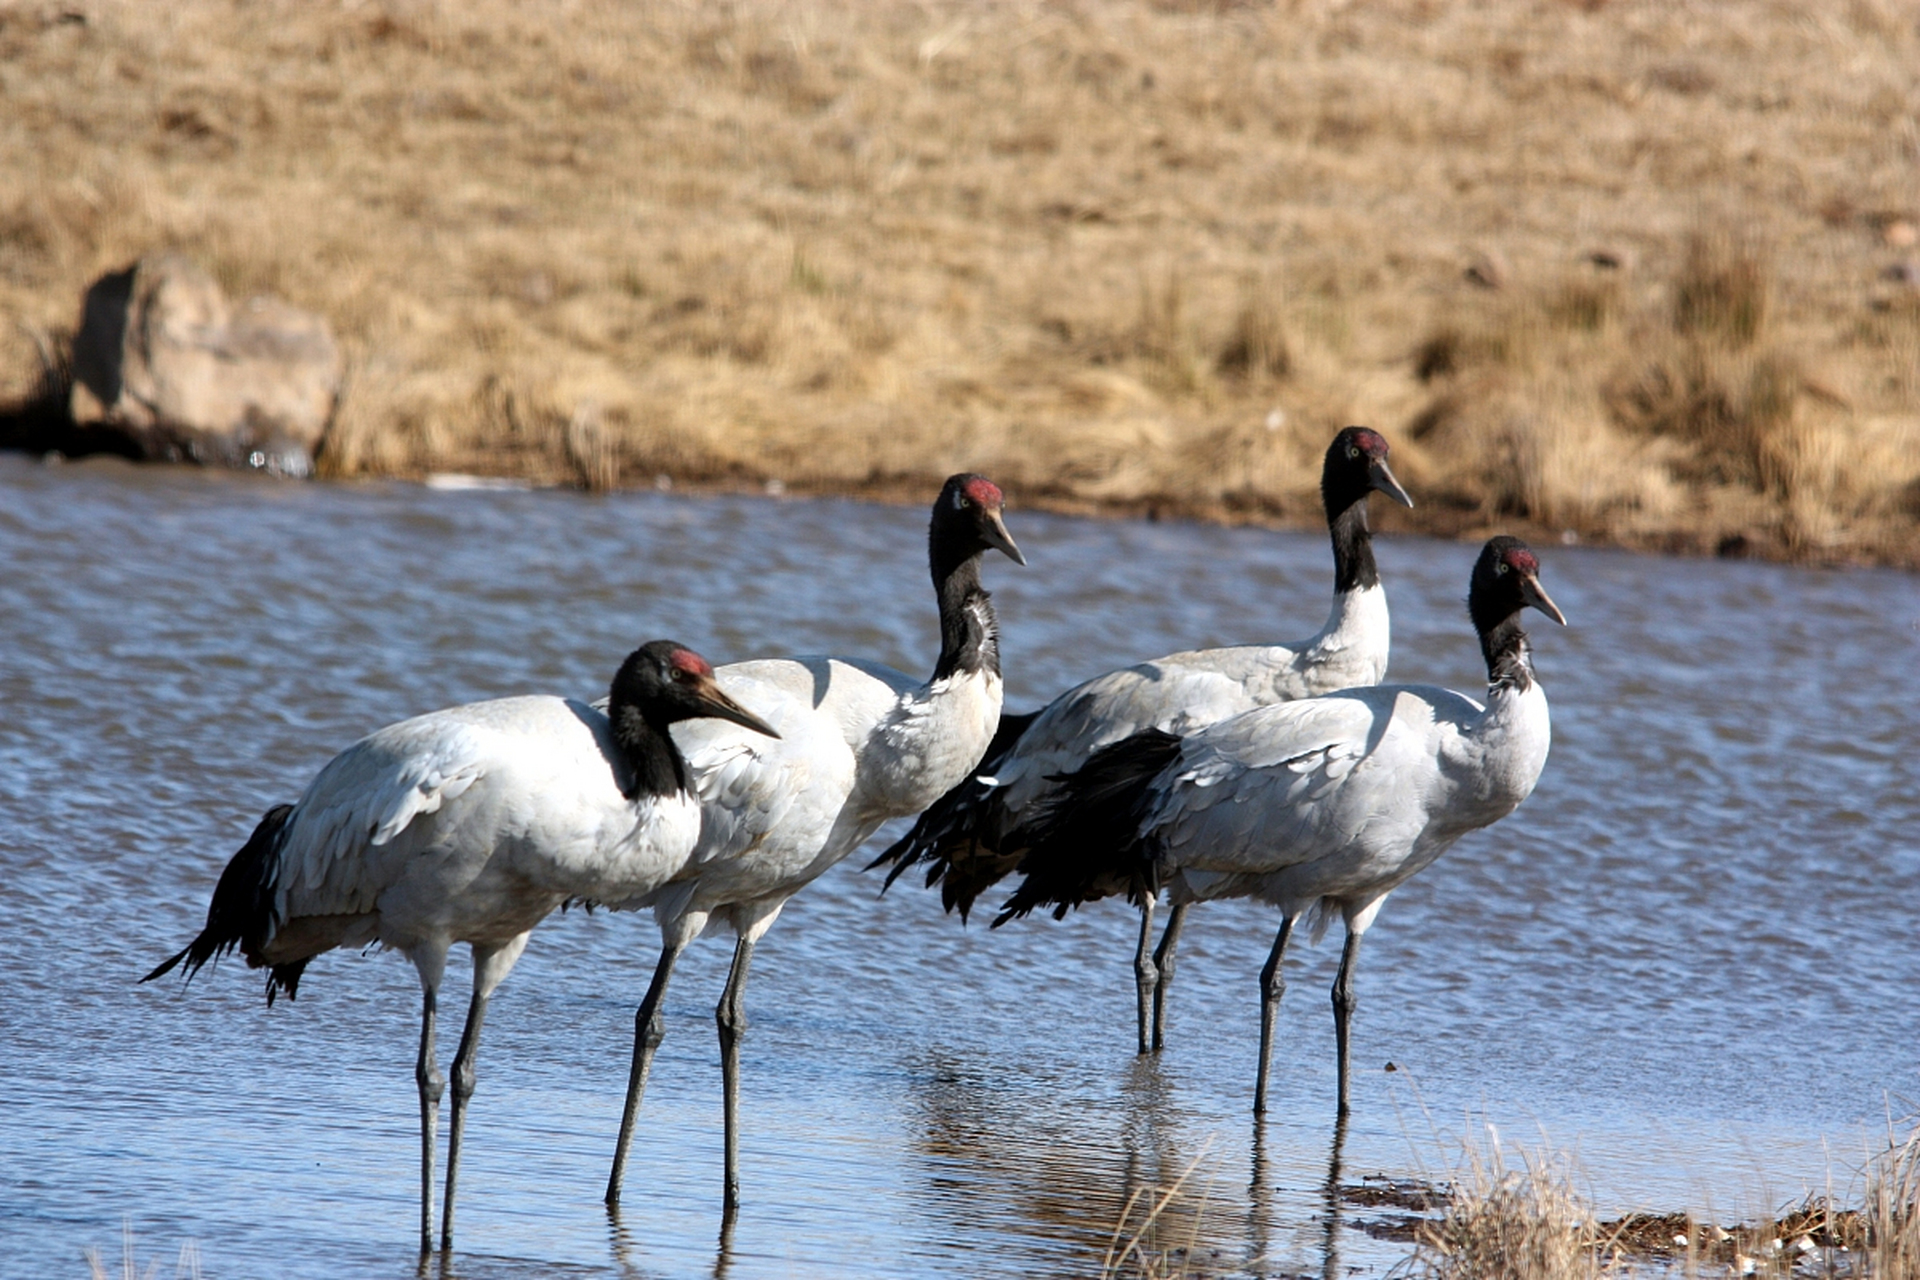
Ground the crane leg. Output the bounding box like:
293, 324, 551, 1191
606, 939, 686, 1206
1149, 903, 1189, 1053
1331, 929, 1363, 1118
1132, 896, 1158, 1055
1252, 917, 1294, 1116
440, 986, 491, 1251
716, 935, 757, 1215
414, 988, 445, 1257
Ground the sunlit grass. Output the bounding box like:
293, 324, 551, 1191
2, 0, 1917, 563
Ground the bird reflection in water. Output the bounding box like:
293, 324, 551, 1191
898, 1049, 1238, 1270
600, 1058, 1361, 1278
1247, 1113, 1351, 1280
604, 1200, 686, 1280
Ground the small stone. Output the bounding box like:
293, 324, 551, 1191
1465, 247, 1509, 290
764, 477, 786, 495
1885, 219, 1918, 248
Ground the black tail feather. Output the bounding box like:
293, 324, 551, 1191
141, 804, 295, 996
868, 709, 1038, 921
991, 729, 1183, 927
266, 958, 309, 1006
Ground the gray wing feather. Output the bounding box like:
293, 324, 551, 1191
274, 715, 496, 919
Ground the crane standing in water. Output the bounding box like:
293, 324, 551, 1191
876, 428, 1413, 1054
600, 473, 1027, 1213
996, 537, 1565, 1117
144, 640, 778, 1254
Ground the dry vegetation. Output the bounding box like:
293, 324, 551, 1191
1402, 1123, 1920, 1280
3, 0, 1920, 562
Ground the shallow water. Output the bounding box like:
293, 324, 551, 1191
2, 454, 1917, 1279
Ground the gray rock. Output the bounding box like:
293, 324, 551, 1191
69, 254, 341, 475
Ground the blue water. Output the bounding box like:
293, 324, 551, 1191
2, 453, 1916, 1278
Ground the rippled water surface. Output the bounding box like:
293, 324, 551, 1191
3, 455, 1918, 1279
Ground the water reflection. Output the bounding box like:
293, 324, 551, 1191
900, 1047, 1255, 1274
1320, 1116, 1351, 1280
1240, 1114, 1353, 1280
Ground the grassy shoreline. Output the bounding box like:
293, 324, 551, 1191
1103, 1125, 1920, 1280
3, 1, 1919, 567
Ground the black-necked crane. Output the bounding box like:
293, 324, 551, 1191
994, 536, 1565, 1117
142, 641, 778, 1255
600, 473, 1025, 1212
874, 427, 1412, 1053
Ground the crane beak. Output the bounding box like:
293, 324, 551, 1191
1520, 573, 1568, 626
1370, 458, 1414, 509
981, 508, 1027, 566
692, 678, 781, 738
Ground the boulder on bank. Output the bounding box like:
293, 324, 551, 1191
68, 254, 341, 476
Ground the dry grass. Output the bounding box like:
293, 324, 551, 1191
83, 1220, 201, 1280
1402, 1138, 1609, 1280
3, 0, 1920, 562
1400, 1120, 1920, 1280
1100, 1150, 1218, 1280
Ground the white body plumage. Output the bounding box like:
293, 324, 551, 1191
630, 658, 1002, 940
146, 639, 776, 1253
996, 535, 1565, 1117
599, 472, 1026, 1212
1145, 676, 1550, 924
262, 695, 704, 984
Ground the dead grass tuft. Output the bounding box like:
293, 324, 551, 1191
1861, 1121, 1920, 1279
1100, 1149, 1217, 1280
1217, 277, 1293, 383
1398, 1118, 1920, 1280
1674, 232, 1770, 348
1403, 1140, 1607, 1280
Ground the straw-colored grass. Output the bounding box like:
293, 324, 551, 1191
83, 1220, 201, 1280
3, 0, 1919, 562
1402, 1138, 1609, 1280
1401, 1120, 1920, 1280
1101, 1150, 1218, 1280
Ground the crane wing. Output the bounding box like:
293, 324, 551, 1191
991, 652, 1288, 799
1149, 691, 1389, 875
271, 712, 498, 919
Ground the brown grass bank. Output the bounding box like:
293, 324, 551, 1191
3, 0, 1919, 563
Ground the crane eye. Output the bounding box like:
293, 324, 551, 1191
1495, 561, 1510, 575
1347, 445, 1360, 459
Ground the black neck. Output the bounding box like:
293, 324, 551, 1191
1326, 494, 1380, 595
610, 705, 690, 800
1478, 612, 1534, 693
930, 550, 999, 682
